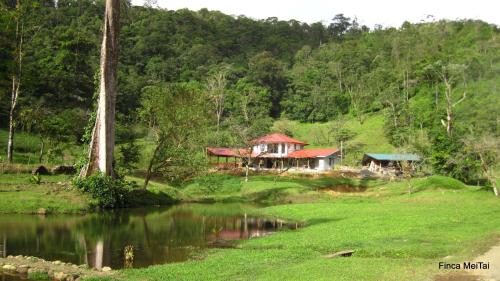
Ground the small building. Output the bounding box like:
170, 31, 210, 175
207, 133, 339, 172
206, 147, 249, 170
362, 153, 420, 173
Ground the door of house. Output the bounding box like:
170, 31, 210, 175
309, 158, 315, 169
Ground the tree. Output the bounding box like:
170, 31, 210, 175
7, 0, 24, 163
206, 64, 230, 139
327, 14, 351, 41
329, 115, 356, 165
140, 83, 209, 189
428, 62, 468, 136
247, 51, 287, 117
464, 134, 499, 196
19, 107, 84, 163
273, 118, 295, 137
226, 79, 273, 182
80, 0, 120, 177
346, 83, 371, 125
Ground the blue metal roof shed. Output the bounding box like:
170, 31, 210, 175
363, 153, 420, 162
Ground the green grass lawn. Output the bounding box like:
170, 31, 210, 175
0, 174, 91, 214
0, 173, 180, 214
0, 128, 81, 165
181, 174, 379, 204
110, 176, 500, 281
1, 170, 499, 281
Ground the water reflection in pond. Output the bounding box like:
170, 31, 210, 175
0, 204, 298, 270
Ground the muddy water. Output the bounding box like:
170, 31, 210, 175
0, 204, 298, 271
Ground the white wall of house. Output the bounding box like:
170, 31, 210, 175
317, 155, 337, 171
252, 144, 267, 155
252, 142, 293, 157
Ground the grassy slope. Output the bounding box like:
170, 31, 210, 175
0, 128, 80, 165
115, 176, 500, 281
0, 174, 91, 213
181, 174, 379, 204
273, 114, 395, 165
0, 173, 180, 214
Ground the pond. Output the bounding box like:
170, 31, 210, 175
0, 204, 298, 272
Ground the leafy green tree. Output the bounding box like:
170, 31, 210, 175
464, 134, 499, 196
327, 14, 352, 41
206, 64, 231, 139
247, 51, 287, 117
140, 82, 210, 188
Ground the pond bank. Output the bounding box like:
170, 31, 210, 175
0, 255, 115, 280
0, 203, 302, 275
0, 173, 371, 214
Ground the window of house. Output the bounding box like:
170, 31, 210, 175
260, 144, 266, 152
281, 144, 285, 153
268, 144, 278, 153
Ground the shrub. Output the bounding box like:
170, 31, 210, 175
29, 173, 42, 185
73, 173, 136, 208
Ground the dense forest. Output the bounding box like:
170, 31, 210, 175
0, 0, 498, 185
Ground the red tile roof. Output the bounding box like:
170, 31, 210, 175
249, 133, 308, 145
207, 147, 249, 157
288, 148, 339, 158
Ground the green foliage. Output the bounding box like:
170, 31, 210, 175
72, 173, 135, 208
0, 0, 497, 186
430, 132, 480, 183
29, 172, 41, 185
140, 82, 210, 185
118, 141, 141, 172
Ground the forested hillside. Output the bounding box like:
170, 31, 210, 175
0, 0, 498, 184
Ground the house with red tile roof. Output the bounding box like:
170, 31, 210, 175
207, 133, 340, 172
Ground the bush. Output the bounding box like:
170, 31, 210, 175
73, 173, 136, 208
29, 173, 42, 185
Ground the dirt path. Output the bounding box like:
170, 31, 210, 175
466, 243, 500, 280
435, 241, 500, 281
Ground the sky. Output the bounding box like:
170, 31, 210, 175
130, 0, 499, 28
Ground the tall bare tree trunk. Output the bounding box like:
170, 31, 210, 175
440, 74, 466, 137
245, 155, 250, 182
7, 1, 23, 164
80, 0, 120, 177
38, 139, 44, 163
7, 80, 17, 163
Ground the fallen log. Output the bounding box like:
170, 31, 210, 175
324, 249, 355, 258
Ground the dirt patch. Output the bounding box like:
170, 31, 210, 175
466, 242, 500, 280
320, 185, 368, 195
435, 240, 500, 281
435, 272, 481, 281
